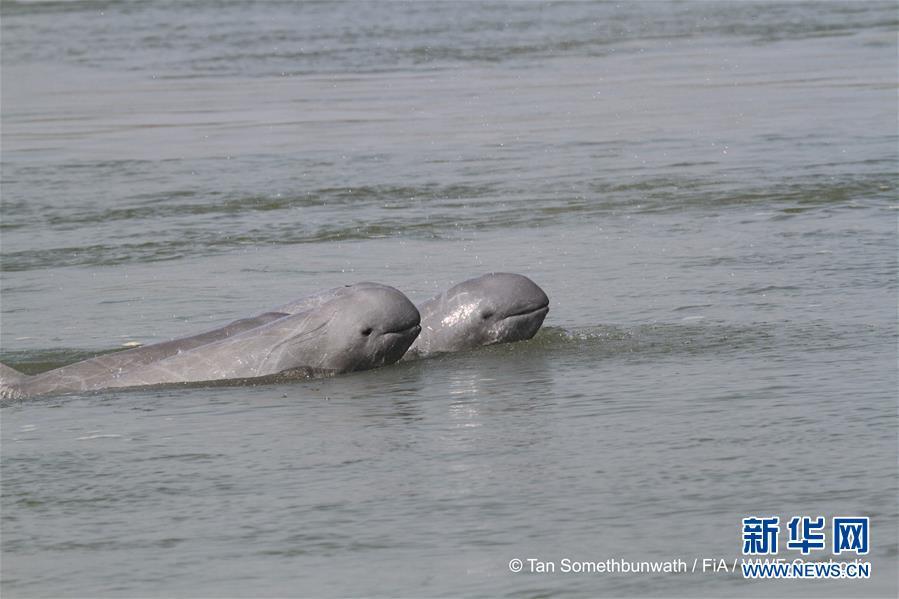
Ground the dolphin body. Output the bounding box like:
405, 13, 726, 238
0, 274, 548, 400
404, 273, 549, 359
0, 283, 420, 399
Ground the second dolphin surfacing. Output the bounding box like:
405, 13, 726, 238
404, 273, 549, 359
0, 283, 420, 399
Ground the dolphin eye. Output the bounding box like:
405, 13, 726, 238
481, 310, 494, 320
361, 327, 373, 336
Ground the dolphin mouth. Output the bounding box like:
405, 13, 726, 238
383, 323, 422, 338
504, 304, 549, 320
378, 324, 422, 366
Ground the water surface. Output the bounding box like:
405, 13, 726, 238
1, 1, 896, 597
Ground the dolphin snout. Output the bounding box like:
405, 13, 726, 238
383, 323, 421, 338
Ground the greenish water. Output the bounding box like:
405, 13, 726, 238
1, 1, 896, 597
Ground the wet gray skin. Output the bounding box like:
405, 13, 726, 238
404, 273, 549, 359
0, 284, 420, 399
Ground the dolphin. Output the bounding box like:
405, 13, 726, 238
252, 273, 548, 359
404, 273, 549, 359
0, 283, 420, 399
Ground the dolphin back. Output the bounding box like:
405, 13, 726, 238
0, 363, 29, 400
0, 362, 27, 385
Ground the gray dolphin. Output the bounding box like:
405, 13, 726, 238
0, 283, 420, 399
263, 273, 548, 358
404, 273, 549, 359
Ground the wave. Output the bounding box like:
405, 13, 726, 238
1, 171, 893, 272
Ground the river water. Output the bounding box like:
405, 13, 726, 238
1, 1, 896, 597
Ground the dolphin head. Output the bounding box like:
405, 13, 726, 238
272, 282, 391, 316
409, 273, 549, 357
312, 284, 421, 372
